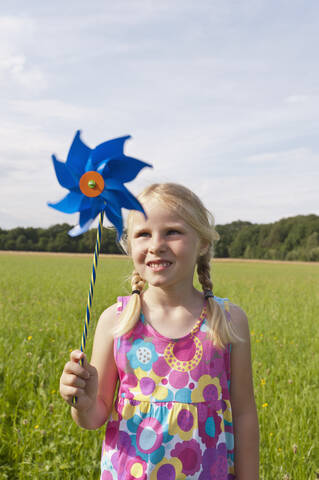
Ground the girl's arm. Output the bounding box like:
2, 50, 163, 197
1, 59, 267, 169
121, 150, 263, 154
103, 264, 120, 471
229, 304, 259, 480
60, 303, 119, 430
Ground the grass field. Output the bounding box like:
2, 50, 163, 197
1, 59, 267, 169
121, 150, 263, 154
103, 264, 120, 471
0, 252, 318, 479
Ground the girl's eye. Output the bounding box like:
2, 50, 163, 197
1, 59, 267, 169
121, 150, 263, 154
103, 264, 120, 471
167, 229, 181, 235
136, 231, 150, 237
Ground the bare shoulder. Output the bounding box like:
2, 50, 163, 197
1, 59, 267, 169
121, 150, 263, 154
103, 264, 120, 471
89, 302, 120, 416
90, 302, 118, 365
228, 303, 256, 416
228, 302, 250, 342
95, 302, 119, 334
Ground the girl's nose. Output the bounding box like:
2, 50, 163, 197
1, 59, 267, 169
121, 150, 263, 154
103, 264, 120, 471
149, 234, 166, 254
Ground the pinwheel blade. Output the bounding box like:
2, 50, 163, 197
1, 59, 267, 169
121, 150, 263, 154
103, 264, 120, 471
79, 195, 92, 212
101, 183, 143, 214
66, 130, 91, 177
90, 136, 131, 169
52, 155, 78, 190
68, 218, 94, 237
102, 156, 152, 183
79, 208, 94, 228
48, 191, 83, 214
103, 204, 123, 239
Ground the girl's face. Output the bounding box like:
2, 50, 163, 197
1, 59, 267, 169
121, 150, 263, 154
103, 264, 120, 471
129, 199, 204, 290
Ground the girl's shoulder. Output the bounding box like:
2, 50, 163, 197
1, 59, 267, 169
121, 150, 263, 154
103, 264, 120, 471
214, 295, 248, 322
227, 302, 250, 342
212, 296, 250, 343
97, 302, 119, 336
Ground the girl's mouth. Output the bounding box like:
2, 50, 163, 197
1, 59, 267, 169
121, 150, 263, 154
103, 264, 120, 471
147, 261, 172, 272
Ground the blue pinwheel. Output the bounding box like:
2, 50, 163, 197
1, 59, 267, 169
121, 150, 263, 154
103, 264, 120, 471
48, 132, 152, 405
48, 130, 151, 237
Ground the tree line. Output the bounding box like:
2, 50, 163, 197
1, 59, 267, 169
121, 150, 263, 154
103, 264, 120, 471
0, 214, 318, 261
214, 215, 319, 262
0, 224, 123, 255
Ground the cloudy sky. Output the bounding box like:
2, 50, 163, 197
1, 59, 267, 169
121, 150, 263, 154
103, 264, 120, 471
1, 0, 318, 230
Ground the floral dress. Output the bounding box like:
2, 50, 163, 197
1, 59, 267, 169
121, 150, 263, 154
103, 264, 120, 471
100, 296, 235, 480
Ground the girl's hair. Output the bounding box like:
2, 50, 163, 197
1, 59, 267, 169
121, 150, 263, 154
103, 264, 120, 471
112, 183, 238, 348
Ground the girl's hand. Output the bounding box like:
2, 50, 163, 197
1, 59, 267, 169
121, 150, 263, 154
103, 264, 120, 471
59, 350, 98, 411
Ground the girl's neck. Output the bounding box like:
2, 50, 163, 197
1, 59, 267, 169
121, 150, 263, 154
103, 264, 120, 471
141, 285, 205, 339
142, 284, 203, 311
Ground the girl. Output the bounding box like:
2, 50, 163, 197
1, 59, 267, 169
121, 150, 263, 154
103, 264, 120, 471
60, 183, 259, 479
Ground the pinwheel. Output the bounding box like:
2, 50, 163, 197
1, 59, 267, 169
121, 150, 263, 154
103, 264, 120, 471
48, 131, 151, 401
48, 130, 151, 238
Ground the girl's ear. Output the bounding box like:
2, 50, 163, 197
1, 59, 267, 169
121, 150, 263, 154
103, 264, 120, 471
199, 241, 210, 257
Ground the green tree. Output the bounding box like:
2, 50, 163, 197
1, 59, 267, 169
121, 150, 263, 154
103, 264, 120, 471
306, 232, 319, 249
16, 235, 28, 250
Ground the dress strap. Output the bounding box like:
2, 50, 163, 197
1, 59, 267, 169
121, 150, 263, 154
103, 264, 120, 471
213, 296, 231, 321
213, 296, 232, 363
116, 295, 131, 315
114, 296, 131, 354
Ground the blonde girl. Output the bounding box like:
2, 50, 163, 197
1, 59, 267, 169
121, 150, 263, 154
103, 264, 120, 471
60, 183, 259, 479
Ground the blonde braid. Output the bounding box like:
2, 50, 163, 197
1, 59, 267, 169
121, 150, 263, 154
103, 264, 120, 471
197, 254, 237, 348
197, 252, 213, 293
112, 271, 146, 337
131, 271, 146, 294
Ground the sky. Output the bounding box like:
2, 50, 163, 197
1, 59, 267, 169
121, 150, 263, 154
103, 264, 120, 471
0, 0, 318, 231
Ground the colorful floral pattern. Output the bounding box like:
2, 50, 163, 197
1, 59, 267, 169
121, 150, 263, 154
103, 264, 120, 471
101, 296, 235, 479
128, 339, 158, 371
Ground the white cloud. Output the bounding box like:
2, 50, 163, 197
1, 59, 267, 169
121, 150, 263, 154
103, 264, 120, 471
244, 148, 319, 171
10, 99, 99, 122
0, 54, 47, 90
0, 123, 56, 161
0, 15, 47, 92
0, 15, 34, 47
285, 95, 310, 104
199, 170, 319, 225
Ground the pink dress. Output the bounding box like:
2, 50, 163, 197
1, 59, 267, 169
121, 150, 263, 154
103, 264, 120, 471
100, 296, 235, 479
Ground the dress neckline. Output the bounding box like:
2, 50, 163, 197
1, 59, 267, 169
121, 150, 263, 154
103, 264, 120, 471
140, 301, 207, 342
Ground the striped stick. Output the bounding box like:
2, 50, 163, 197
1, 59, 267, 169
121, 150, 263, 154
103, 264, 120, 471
72, 210, 104, 405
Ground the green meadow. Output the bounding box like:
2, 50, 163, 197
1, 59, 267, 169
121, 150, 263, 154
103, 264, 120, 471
0, 253, 318, 479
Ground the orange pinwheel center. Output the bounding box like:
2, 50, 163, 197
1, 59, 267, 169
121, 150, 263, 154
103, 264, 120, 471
79, 171, 105, 197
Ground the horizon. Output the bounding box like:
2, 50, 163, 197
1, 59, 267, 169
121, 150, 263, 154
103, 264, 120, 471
1, 211, 318, 232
